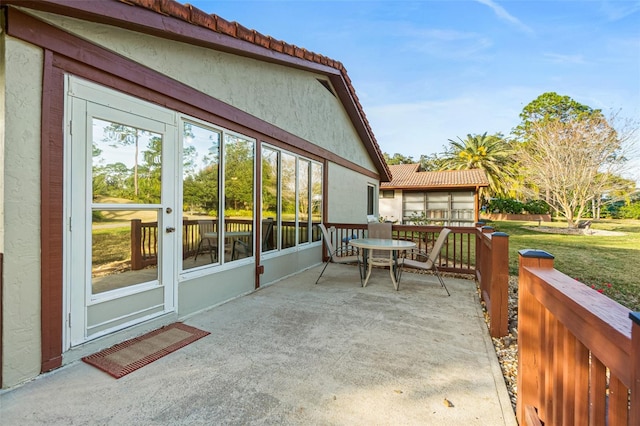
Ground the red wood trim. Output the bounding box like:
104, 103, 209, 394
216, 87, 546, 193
40, 51, 64, 373
2, 0, 339, 76
6, 7, 381, 182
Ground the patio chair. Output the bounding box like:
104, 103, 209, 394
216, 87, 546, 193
315, 224, 363, 285
231, 219, 275, 260
194, 220, 218, 262
367, 222, 392, 256
397, 228, 451, 295
261, 218, 275, 251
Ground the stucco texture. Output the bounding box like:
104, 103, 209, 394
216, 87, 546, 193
327, 163, 377, 223
2, 36, 43, 388
30, 11, 377, 172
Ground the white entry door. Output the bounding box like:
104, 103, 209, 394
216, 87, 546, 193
66, 77, 177, 346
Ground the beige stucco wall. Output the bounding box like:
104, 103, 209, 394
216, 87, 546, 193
1, 36, 43, 388
29, 11, 377, 172
327, 162, 378, 223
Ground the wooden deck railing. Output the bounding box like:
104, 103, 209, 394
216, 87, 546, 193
517, 249, 639, 425
476, 226, 510, 337
131, 218, 321, 269
328, 223, 509, 337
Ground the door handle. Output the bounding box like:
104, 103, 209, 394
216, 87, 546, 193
166, 227, 175, 233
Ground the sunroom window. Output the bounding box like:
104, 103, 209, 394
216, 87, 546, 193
261, 144, 322, 252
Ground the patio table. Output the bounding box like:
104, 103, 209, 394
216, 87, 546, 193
349, 238, 416, 290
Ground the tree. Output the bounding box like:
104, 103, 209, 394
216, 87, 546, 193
384, 152, 415, 165
517, 113, 636, 227
514, 91, 601, 141
439, 132, 517, 201
102, 123, 151, 197
418, 153, 446, 171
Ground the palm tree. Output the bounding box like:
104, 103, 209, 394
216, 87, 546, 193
440, 132, 517, 201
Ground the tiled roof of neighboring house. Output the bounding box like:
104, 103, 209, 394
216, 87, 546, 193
114, 0, 391, 181
381, 164, 489, 189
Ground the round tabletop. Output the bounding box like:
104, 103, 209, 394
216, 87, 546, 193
348, 238, 416, 250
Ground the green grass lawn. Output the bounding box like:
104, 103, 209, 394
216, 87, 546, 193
486, 219, 640, 311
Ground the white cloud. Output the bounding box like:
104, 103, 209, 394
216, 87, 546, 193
474, 0, 534, 34
599, 0, 640, 21
543, 53, 588, 65
365, 88, 534, 159
403, 28, 493, 59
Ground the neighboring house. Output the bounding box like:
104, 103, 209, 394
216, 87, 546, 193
0, 0, 390, 388
379, 164, 489, 226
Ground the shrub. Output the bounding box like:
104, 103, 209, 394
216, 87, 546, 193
92, 210, 106, 222
619, 202, 640, 219
488, 198, 551, 215
524, 199, 551, 214
488, 198, 525, 214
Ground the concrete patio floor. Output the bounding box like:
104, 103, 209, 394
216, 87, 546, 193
1, 264, 517, 425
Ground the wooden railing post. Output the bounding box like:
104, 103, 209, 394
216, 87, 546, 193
517, 249, 555, 425
489, 232, 509, 338
631, 312, 640, 425
131, 219, 142, 271
479, 226, 493, 302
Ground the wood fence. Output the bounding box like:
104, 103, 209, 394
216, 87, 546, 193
130, 218, 320, 269
517, 249, 639, 425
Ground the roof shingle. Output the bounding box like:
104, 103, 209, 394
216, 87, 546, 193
381, 164, 489, 189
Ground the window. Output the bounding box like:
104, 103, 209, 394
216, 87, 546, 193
262, 144, 322, 251
367, 184, 376, 215
402, 191, 475, 226
261, 147, 278, 253
380, 190, 395, 199
181, 121, 254, 270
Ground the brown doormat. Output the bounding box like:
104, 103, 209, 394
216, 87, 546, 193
82, 323, 210, 378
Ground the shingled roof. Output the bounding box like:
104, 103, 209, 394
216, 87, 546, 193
381, 164, 489, 189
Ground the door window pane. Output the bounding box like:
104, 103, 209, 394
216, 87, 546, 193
182, 122, 221, 269
92, 118, 161, 204
224, 134, 254, 261
92, 209, 159, 294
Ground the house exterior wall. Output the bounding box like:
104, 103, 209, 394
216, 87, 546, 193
1, 9, 382, 388
327, 163, 378, 223
1, 36, 44, 387
378, 190, 403, 223
29, 11, 377, 172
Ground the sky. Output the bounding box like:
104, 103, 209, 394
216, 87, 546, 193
189, 0, 640, 179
